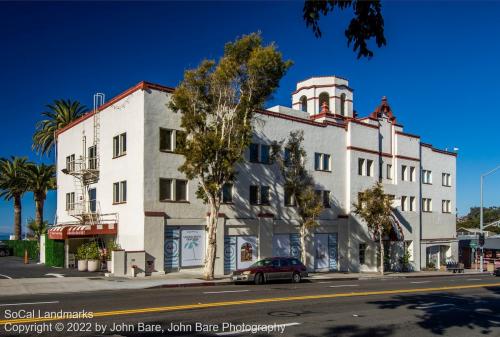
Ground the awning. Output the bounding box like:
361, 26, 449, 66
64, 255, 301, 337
48, 223, 117, 240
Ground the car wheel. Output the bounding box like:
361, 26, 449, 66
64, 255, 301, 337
254, 273, 264, 285
292, 272, 301, 283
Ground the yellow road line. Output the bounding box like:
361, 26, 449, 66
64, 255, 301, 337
1, 282, 499, 325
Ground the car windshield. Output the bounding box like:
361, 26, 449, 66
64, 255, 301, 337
251, 259, 273, 267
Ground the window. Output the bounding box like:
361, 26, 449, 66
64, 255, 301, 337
221, 183, 233, 204
402, 165, 407, 181
175, 180, 188, 202
65, 192, 75, 211
366, 160, 374, 177
249, 185, 270, 205
284, 187, 295, 206
89, 188, 96, 213
260, 145, 270, 164
410, 196, 416, 212
401, 196, 407, 211
358, 158, 365, 176
249, 143, 259, 163
175, 131, 186, 153
284, 148, 291, 166
113, 181, 127, 204
249, 143, 271, 164
359, 243, 366, 264
66, 154, 75, 172
442, 200, 451, 213
422, 198, 432, 212
422, 170, 432, 184
358, 192, 367, 209
387, 164, 393, 180
159, 178, 173, 201
409, 166, 416, 182
113, 133, 126, 158
300, 95, 308, 112
88, 145, 97, 169
322, 190, 331, 208
340, 93, 346, 116
442, 173, 451, 187
318, 92, 330, 111
160, 128, 173, 152
314, 153, 331, 171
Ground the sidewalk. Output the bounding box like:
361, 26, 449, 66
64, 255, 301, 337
0, 270, 489, 298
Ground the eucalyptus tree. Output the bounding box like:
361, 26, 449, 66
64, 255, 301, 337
273, 130, 324, 265
170, 33, 292, 280
33, 99, 87, 155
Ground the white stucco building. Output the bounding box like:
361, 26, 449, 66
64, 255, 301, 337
50, 76, 458, 276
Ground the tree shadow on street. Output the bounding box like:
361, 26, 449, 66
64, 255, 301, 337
367, 288, 500, 335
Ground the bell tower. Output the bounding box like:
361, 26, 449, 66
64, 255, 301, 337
291, 76, 354, 117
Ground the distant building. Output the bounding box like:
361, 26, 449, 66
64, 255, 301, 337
49, 76, 458, 276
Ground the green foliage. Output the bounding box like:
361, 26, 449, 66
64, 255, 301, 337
458, 206, 500, 233
273, 130, 324, 229
170, 32, 292, 203
303, 0, 386, 58
27, 218, 48, 241
86, 241, 101, 260
105, 240, 121, 260
352, 182, 393, 240
45, 235, 64, 267
33, 99, 87, 155
2, 240, 38, 260
75, 244, 88, 261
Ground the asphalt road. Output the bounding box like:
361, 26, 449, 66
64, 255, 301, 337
0, 257, 103, 278
1, 274, 499, 337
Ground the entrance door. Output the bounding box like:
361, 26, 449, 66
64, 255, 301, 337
315, 234, 329, 270
236, 236, 257, 269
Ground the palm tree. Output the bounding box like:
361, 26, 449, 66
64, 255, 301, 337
27, 218, 48, 241
23, 163, 56, 230
33, 99, 87, 155
0, 157, 29, 239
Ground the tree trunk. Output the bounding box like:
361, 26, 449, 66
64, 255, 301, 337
35, 194, 44, 229
203, 202, 220, 280
13, 195, 22, 240
379, 230, 384, 275
300, 225, 307, 268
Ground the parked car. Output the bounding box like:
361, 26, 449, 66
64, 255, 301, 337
0, 243, 10, 257
232, 257, 308, 284
494, 267, 500, 277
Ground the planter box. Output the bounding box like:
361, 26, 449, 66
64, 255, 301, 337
78, 260, 88, 272
88, 260, 99, 272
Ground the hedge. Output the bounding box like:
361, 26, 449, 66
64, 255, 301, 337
45, 235, 65, 267
1, 240, 38, 260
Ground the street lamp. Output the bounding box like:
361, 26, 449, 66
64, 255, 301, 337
480, 165, 500, 272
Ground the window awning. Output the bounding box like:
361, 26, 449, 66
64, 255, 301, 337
48, 223, 117, 240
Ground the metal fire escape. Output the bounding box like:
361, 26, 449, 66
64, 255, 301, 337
63, 93, 110, 226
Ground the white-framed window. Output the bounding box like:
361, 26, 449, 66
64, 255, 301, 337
113, 133, 127, 158
315, 190, 331, 208
409, 166, 416, 182
284, 187, 296, 206
249, 185, 270, 205
159, 128, 173, 152
89, 188, 97, 213
221, 183, 233, 204
175, 180, 188, 201
314, 153, 331, 171
442, 173, 452, 187
422, 170, 432, 184
401, 196, 408, 211
387, 164, 393, 180
113, 181, 127, 204
159, 178, 173, 201
402, 165, 407, 181
359, 243, 366, 264
422, 198, 432, 212
249, 143, 271, 164
442, 200, 451, 213
410, 196, 416, 212
65, 192, 75, 211
88, 145, 97, 170
358, 158, 373, 177
65, 154, 75, 172
159, 178, 188, 202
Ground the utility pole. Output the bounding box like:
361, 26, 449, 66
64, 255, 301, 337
480, 165, 500, 272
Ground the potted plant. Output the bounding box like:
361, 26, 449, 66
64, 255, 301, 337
86, 241, 101, 272
76, 244, 88, 272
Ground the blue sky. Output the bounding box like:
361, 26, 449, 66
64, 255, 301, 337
0, 1, 499, 234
